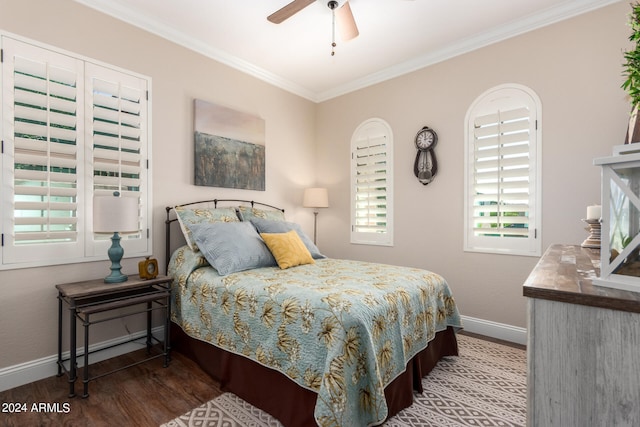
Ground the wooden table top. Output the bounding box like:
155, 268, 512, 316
56, 275, 171, 299
523, 244, 640, 313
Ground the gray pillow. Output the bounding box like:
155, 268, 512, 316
249, 218, 325, 259
187, 221, 276, 276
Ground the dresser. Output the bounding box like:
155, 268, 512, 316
523, 244, 640, 426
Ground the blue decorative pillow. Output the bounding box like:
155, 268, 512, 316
187, 221, 276, 276
174, 206, 239, 251
249, 218, 325, 259
237, 205, 285, 222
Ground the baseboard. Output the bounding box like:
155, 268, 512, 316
460, 315, 527, 345
1, 316, 527, 393
0, 326, 164, 393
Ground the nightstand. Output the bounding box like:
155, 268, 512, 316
56, 275, 172, 398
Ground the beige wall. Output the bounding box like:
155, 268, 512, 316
316, 2, 631, 329
0, 0, 632, 372
0, 0, 317, 369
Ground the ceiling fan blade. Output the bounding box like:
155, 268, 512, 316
336, 1, 359, 41
267, 0, 316, 24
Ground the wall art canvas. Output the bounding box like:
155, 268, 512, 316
194, 99, 265, 190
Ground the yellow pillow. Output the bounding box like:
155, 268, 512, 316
261, 230, 315, 269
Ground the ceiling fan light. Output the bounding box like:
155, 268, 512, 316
336, 1, 359, 41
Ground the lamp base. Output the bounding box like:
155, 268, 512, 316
313, 211, 319, 245
104, 232, 128, 284
104, 272, 128, 284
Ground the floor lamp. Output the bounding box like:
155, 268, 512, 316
303, 187, 329, 245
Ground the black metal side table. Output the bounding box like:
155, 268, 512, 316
56, 275, 172, 398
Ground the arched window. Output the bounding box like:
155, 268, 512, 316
350, 118, 393, 246
464, 84, 541, 256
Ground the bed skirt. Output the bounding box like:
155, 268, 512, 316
171, 323, 458, 427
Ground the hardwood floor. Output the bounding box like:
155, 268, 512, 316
0, 348, 222, 427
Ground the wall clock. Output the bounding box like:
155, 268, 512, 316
414, 126, 438, 185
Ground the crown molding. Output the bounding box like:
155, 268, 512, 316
73, 0, 318, 101
74, 0, 621, 103
316, 0, 623, 101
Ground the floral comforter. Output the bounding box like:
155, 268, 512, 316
169, 245, 462, 427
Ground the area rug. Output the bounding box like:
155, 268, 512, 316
161, 334, 526, 427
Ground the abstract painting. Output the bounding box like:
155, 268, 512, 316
194, 99, 265, 190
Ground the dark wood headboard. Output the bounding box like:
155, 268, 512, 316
164, 199, 285, 274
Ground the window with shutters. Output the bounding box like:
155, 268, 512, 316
464, 84, 541, 256
1, 34, 151, 269
350, 118, 393, 246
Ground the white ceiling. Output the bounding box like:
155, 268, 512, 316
75, 0, 619, 102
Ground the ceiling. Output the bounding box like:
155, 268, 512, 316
75, 0, 619, 102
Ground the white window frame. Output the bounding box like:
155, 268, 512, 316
1, 33, 152, 270
350, 118, 394, 246
464, 84, 541, 257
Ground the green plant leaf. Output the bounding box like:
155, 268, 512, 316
622, 3, 640, 107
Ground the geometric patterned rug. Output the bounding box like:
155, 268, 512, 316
160, 334, 527, 427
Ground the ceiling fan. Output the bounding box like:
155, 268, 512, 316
268, 0, 359, 54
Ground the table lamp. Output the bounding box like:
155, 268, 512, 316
303, 187, 329, 244
93, 191, 139, 283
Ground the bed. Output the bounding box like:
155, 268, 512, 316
165, 199, 462, 427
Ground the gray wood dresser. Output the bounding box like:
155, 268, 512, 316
523, 244, 640, 426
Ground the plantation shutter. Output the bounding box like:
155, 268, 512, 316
85, 64, 148, 255
472, 107, 531, 237
464, 85, 541, 256
2, 35, 152, 268
2, 38, 85, 264
351, 118, 393, 246
354, 135, 388, 232
90, 77, 142, 196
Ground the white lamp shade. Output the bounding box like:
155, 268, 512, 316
303, 188, 329, 208
93, 194, 139, 233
